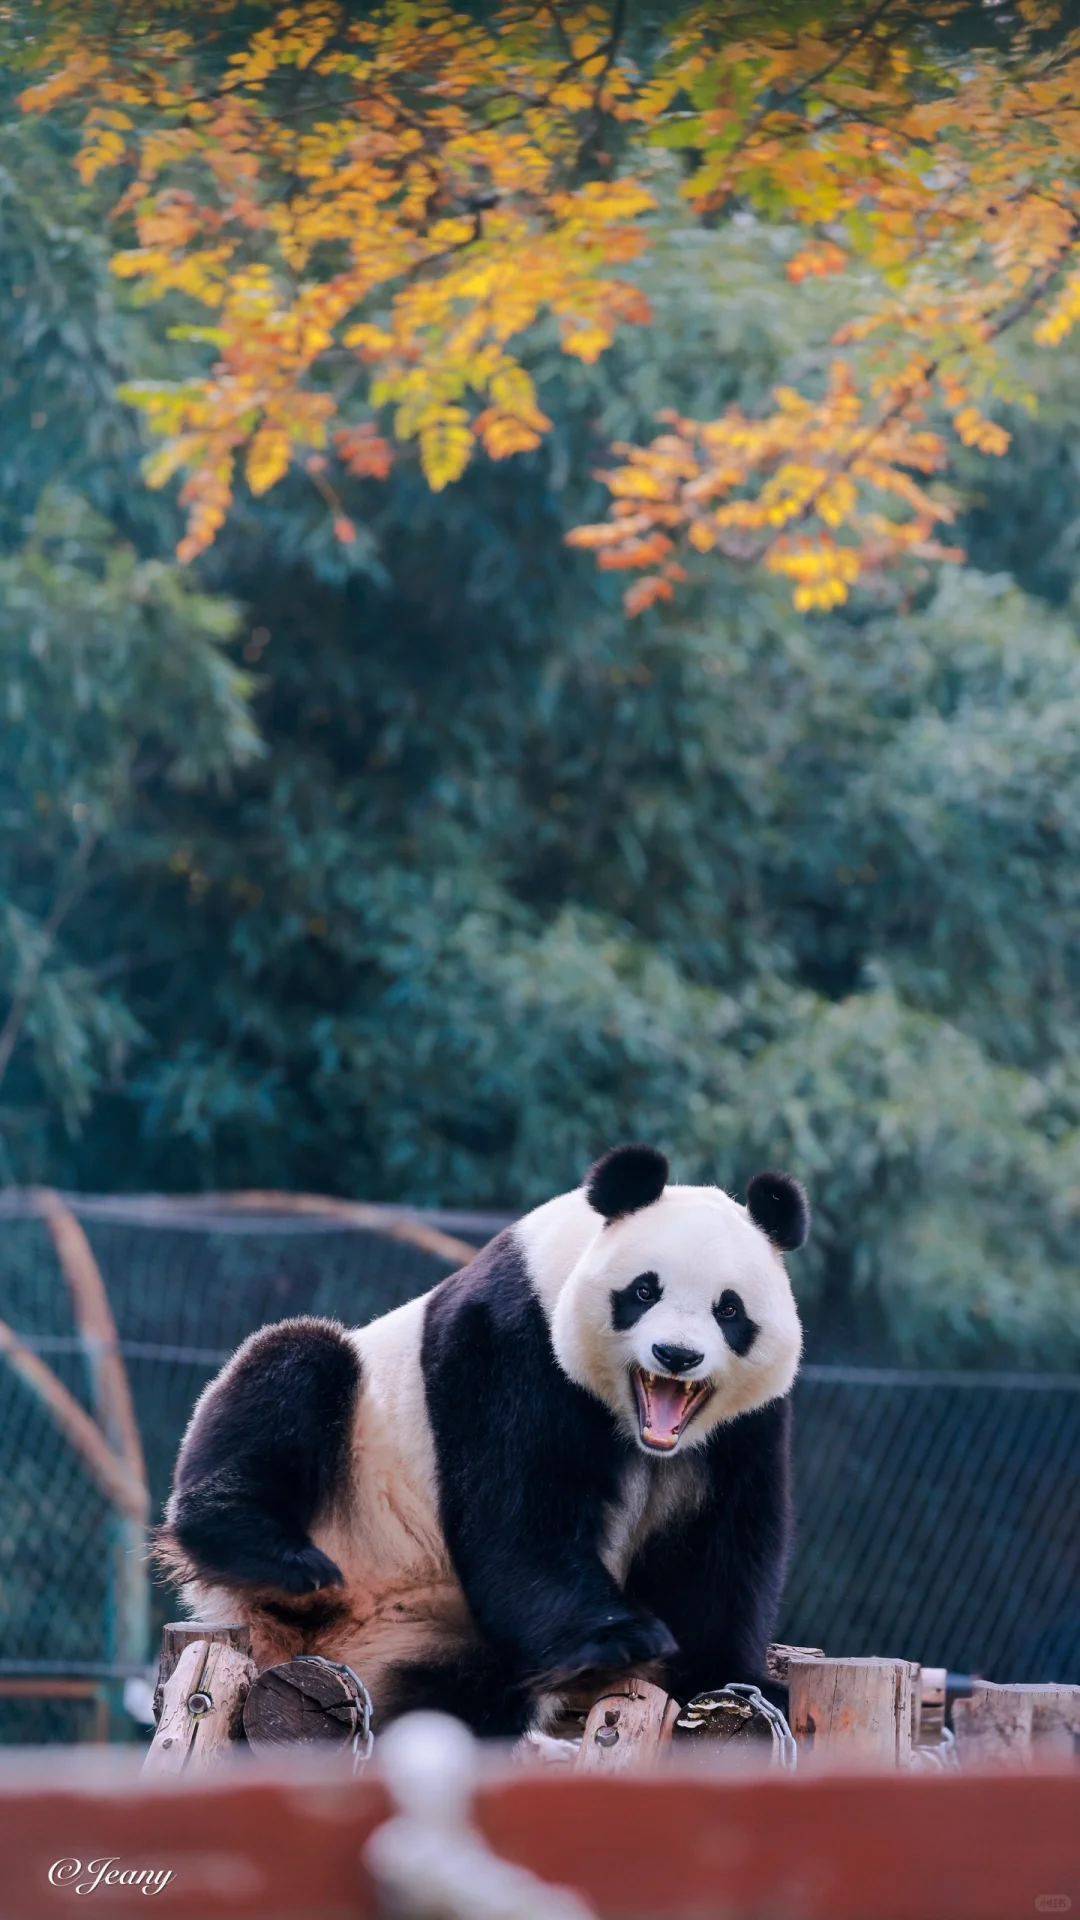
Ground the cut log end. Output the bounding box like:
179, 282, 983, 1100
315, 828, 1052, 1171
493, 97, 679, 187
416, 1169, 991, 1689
242, 1658, 365, 1754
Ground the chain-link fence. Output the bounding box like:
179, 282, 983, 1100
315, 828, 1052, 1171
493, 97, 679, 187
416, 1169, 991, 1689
784, 1366, 1080, 1681
0, 1192, 1077, 1742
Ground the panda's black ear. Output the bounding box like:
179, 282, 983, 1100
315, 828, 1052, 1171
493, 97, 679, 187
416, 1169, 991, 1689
746, 1171, 810, 1252
586, 1144, 669, 1220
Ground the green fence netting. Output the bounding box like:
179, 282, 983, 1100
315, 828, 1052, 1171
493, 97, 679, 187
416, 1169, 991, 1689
0, 1193, 1076, 1742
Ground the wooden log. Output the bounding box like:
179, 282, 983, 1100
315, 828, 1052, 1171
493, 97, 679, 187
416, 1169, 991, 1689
788, 1656, 916, 1767
153, 1620, 253, 1723
242, 1656, 367, 1755
952, 1683, 1080, 1769
574, 1679, 678, 1772
766, 1642, 824, 1685
673, 1687, 781, 1762
144, 1642, 207, 1778
952, 1686, 1033, 1769
143, 1630, 256, 1776
1033, 1686, 1080, 1762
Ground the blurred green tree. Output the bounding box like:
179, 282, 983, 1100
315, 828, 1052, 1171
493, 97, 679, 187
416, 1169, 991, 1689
0, 490, 258, 1166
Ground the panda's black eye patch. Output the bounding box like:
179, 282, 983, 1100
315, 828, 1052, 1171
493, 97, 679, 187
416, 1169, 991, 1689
714, 1289, 759, 1356
611, 1272, 663, 1331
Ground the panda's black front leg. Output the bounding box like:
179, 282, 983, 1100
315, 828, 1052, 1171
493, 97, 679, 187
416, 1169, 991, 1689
627, 1398, 793, 1706
463, 1541, 676, 1687
162, 1318, 360, 1595
422, 1249, 677, 1687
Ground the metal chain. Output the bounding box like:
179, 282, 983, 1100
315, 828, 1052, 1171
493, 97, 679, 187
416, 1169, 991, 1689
291, 1654, 375, 1773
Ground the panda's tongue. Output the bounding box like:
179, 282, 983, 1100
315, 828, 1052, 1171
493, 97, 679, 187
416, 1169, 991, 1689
635, 1370, 697, 1449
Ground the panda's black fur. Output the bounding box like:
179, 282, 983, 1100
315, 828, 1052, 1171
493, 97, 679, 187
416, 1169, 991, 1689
167, 1318, 359, 1598
164, 1149, 807, 1736
586, 1142, 670, 1220
746, 1169, 811, 1253
422, 1231, 680, 1711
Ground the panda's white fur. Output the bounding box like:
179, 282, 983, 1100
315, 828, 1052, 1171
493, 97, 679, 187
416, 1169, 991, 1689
185, 1292, 472, 1692
525, 1182, 802, 1445
167, 1151, 806, 1735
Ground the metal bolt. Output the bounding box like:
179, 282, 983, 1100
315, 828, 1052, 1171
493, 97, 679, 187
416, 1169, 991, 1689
595, 1726, 620, 1747
187, 1690, 213, 1718
161, 1738, 173, 1749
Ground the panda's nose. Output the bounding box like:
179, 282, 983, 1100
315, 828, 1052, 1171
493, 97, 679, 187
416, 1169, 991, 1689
651, 1342, 704, 1376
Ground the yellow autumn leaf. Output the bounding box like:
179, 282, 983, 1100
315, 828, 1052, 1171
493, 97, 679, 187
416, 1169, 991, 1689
480, 416, 543, 459
342, 322, 395, 358
19, 0, 1080, 601
245, 428, 292, 496
143, 438, 200, 491
688, 519, 718, 553
817, 475, 857, 529
418, 408, 475, 491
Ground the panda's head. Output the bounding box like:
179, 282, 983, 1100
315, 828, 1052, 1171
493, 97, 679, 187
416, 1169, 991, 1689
549, 1145, 807, 1455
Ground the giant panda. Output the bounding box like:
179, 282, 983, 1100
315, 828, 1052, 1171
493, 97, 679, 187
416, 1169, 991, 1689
161, 1144, 808, 1737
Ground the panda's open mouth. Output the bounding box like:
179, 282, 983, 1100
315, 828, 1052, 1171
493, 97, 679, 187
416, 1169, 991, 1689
631, 1367, 713, 1452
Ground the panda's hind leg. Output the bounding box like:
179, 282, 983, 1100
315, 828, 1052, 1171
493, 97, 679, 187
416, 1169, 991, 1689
161, 1317, 360, 1597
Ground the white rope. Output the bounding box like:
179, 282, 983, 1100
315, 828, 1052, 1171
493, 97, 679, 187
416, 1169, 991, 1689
365, 1714, 596, 1920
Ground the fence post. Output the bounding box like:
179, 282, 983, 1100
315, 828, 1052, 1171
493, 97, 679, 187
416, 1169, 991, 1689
787, 1656, 917, 1766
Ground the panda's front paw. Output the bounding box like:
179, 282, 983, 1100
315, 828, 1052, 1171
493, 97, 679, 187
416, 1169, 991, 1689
542, 1611, 678, 1684
270, 1545, 345, 1594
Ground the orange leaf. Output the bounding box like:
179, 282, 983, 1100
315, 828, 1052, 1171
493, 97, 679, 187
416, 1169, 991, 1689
334, 425, 394, 480
786, 240, 848, 284
625, 575, 673, 616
